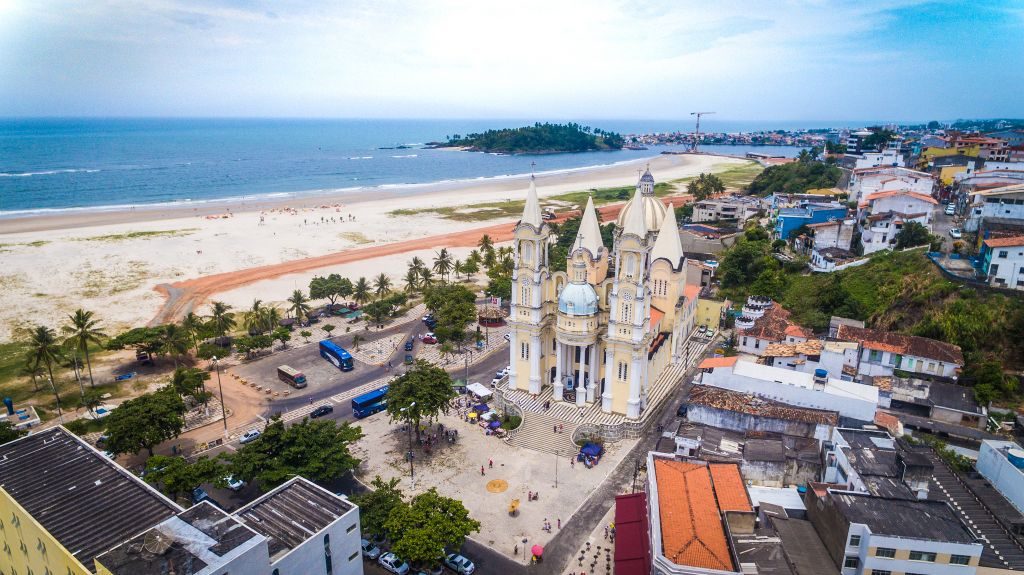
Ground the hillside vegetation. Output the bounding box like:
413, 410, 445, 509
746, 160, 842, 196
444, 122, 624, 154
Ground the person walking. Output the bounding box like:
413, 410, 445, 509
570, 457, 575, 469
480, 466, 485, 476
488, 458, 493, 469
557, 517, 561, 529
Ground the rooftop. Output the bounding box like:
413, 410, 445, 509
688, 384, 839, 426
762, 340, 823, 358
0, 427, 180, 569
771, 517, 839, 575
235, 477, 354, 561
698, 356, 739, 369
736, 303, 812, 342
829, 491, 977, 543
835, 324, 964, 365
730, 359, 879, 404
923, 379, 984, 415
984, 235, 1024, 248
652, 459, 736, 572
95, 502, 265, 575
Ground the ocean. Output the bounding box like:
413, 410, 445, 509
0, 118, 830, 216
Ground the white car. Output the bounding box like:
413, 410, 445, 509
379, 552, 410, 575
225, 476, 245, 491
239, 429, 261, 444
945, 204, 956, 215
444, 553, 476, 575
949, 228, 962, 239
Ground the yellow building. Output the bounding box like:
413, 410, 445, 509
939, 164, 968, 186
918, 145, 981, 169
508, 169, 699, 418
695, 296, 729, 332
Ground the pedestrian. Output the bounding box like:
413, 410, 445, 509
528, 490, 532, 500
570, 457, 575, 469
554, 424, 558, 433
557, 517, 561, 529
480, 466, 485, 476
514, 544, 518, 556
604, 526, 608, 539
489, 458, 493, 468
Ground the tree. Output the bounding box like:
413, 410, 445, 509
385, 488, 481, 567
409, 256, 426, 273
452, 259, 464, 281
20, 354, 44, 392
104, 386, 186, 456
373, 273, 392, 299
309, 274, 350, 308
287, 289, 311, 321
485, 276, 511, 301
363, 301, 391, 327
181, 312, 204, 356
29, 325, 64, 420
105, 326, 165, 357
159, 323, 190, 368
418, 267, 435, 289
686, 173, 725, 202
477, 234, 494, 254
169, 367, 209, 401
260, 305, 282, 334
61, 309, 105, 388
353, 277, 371, 304
210, 301, 236, 337
227, 416, 363, 489
272, 327, 291, 349
0, 421, 26, 445
244, 299, 267, 334
322, 323, 336, 336
351, 476, 404, 539
144, 455, 225, 501
300, 329, 312, 343
352, 334, 365, 350
385, 359, 457, 442
432, 248, 454, 282
863, 129, 896, 151
894, 221, 931, 249
462, 257, 480, 278
403, 268, 421, 293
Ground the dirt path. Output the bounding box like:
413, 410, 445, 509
150, 195, 690, 325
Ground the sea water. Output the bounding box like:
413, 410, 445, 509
0, 118, 826, 215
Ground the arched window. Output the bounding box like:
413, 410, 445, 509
324, 533, 333, 574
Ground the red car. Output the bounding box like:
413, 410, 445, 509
422, 333, 437, 344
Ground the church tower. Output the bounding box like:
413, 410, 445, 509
508, 176, 551, 394
603, 184, 654, 418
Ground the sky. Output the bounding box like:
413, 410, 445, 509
0, 0, 1022, 121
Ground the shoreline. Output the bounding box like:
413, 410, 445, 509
1, 152, 677, 234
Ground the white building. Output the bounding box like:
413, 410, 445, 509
977, 440, 1024, 516
850, 149, 905, 170
857, 190, 938, 254
833, 324, 964, 379
965, 183, 1024, 232
981, 235, 1024, 289
697, 356, 878, 422
847, 166, 934, 204
733, 297, 812, 356
692, 195, 761, 223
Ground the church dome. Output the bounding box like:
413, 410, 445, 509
558, 282, 599, 316
615, 192, 667, 232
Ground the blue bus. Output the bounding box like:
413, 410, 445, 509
319, 340, 354, 372
352, 385, 389, 418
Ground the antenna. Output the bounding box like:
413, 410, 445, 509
690, 112, 716, 153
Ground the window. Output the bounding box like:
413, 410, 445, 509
521, 342, 529, 360
871, 570, 891, 575
848, 534, 861, 547
348, 551, 359, 561
950, 554, 971, 565
999, 250, 1009, 258
875, 547, 896, 558
909, 551, 936, 562
843, 556, 859, 568
324, 533, 333, 574
868, 349, 883, 362
346, 523, 357, 533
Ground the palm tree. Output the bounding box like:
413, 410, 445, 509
433, 248, 454, 282
28, 326, 64, 421
409, 256, 426, 272
20, 354, 44, 392
244, 299, 266, 334
403, 268, 420, 293
452, 259, 464, 281
61, 309, 105, 388
353, 277, 371, 305
181, 312, 204, 356
210, 301, 236, 337
373, 273, 392, 299
478, 234, 494, 253
287, 290, 311, 322
260, 305, 282, 333
159, 324, 190, 368
352, 334, 365, 351
482, 248, 497, 271
500, 253, 515, 276
418, 267, 435, 289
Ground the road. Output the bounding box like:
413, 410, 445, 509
931, 200, 960, 251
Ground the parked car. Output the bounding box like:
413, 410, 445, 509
404, 339, 414, 351
379, 552, 411, 575
422, 333, 438, 344
404, 354, 414, 365
239, 429, 261, 444
414, 565, 444, 575
192, 487, 220, 508
444, 553, 476, 575
360, 539, 381, 560
945, 204, 956, 215
310, 404, 334, 418
424, 319, 437, 329
496, 367, 509, 378
225, 476, 245, 491
949, 228, 962, 239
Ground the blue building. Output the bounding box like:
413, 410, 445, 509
774, 203, 849, 239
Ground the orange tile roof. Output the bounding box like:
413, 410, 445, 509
784, 324, 812, 338
708, 464, 752, 512
861, 189, 938, 206
684, 284, 701, 301
984, 236, 1024, 248
649, 306, 665, 334
698, 356, 738, 369
654, 460, 734, 572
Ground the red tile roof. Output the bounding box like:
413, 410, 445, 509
984, 236, 1024, 248
737, 303, 810, 343
654, 460, 735, 572
614, 493, 652, 575
859, 190, 938, 207
698, 356, 738, 369
835, 324, 964, 365
709, 464, 753, 513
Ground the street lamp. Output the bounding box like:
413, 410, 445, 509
463, 349, 474, 385
211, 356, 228, 439
554, 449, 560, 489
400, 402, 416, 479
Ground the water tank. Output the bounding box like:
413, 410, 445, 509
814, 369, 828, 379
1007, 448, 1024, 470
3, 398, 12, 416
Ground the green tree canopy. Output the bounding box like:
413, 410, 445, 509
894, 221, 931, 249
746, 161, 842, 197
144, 455, 226, 501
169, 367, 210, 400
385, 359, 457, 442
686, 173, 726, 201
310, 274, 353, 307
385, 488, 481, 567
227, 416, 363, 489
104, 386, 186, 456
0, 421, 27, 445
351, 475, 404, 539
424, 284, 477, 350
446, 122, 623, 153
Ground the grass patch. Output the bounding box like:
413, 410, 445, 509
72, 260, 151, 297
339, 231, 373, 244
77, 229, 197, 242
711, 161, 764, 190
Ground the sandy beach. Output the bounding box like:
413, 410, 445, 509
0, 153, 746, 341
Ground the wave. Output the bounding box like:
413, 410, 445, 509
0, 168, 100, 177
390, 154, 418, 158
347, 156, 373, 160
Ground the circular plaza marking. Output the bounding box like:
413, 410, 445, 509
486, 479, 508, 493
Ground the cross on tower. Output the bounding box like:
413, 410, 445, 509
531, 161, 536, 175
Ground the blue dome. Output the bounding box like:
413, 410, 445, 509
558, 282, 599, 316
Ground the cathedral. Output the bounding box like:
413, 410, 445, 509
507, 168, 699, 419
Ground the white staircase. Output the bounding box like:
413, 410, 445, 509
507, 411, 579, 455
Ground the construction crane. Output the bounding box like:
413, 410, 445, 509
690, 111, 716, 152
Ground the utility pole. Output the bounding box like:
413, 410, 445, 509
690, 111, 716, 153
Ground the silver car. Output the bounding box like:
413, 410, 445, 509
379, 552, 410, 575
444, 553, 475, 575
360, 539, 381, 560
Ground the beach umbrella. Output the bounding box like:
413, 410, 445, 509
531, 545, 544, 557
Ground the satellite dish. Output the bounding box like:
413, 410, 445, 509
143, 531, 173, 555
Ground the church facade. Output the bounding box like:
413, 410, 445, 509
507, 169, 700, 419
